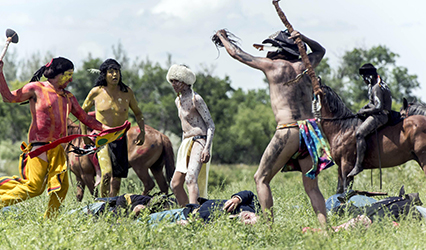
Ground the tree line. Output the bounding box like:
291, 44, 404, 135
0, 44, 420, 164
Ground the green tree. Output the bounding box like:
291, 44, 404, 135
228, 89, 275, 163
18, 51, 54, 82
0, 80, 32, 142
68, 55, 103, 104
128, 57, 177, 133
335, 45, 419, 111
2, 49, 19, 82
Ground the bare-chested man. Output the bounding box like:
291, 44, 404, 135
0, 57, 111, 218
214, 29, 326, 225
81, 59, 145, 197
167, 64, 215, 206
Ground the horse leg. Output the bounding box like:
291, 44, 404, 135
150, 157, 169, 194
79, 156, 96, 197
132, 163, 155, 195
74, 174, 86, 202
68, 155, 87, 202
336, 166, 344, 194
340, 159, 354, 193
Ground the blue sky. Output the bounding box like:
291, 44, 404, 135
1, 0, 426, 101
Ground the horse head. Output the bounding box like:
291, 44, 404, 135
318, 82, 357, 123
400, 97, 426, 118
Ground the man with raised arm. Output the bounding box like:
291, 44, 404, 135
0, 57, 111, 218
214, 29, 327, 225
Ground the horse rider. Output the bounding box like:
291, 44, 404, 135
347, 63, 392, 177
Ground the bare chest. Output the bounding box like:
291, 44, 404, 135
178, 98, 197, 119
34, 88, 70, 114
95, 91, 130, 113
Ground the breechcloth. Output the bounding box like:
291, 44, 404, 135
175, 135, 212, 198
276, 122, 298, 130
282, 119, 335, 179
108, 135, 129, 178
0, 142, 69, 218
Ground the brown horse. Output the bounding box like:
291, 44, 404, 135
318, 83, 426, 193
66, 120, 175, 201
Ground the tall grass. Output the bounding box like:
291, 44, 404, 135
1, 161, 426, 249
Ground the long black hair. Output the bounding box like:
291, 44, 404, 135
30, 57, 74, 82
94, 58, 128, 92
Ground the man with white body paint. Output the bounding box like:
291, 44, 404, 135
81, 59, 145, 197
167, 64, 215, 206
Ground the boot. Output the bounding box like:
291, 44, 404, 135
347, 163, 363, 177
347, 138, 366, 177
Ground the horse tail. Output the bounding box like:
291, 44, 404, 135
161, 133, 175, 184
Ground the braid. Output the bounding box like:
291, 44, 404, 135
30, 65, 47, 82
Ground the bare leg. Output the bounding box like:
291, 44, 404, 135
97, 146, 113, 197
299, 156, 327, 227
186, 140, 204, 204
171, 171, 188, 206
110, 177, 121, 197
254, 128, 299, 221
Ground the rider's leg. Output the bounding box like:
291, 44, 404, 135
348, 115, 387, 177
347, 130, 368, 177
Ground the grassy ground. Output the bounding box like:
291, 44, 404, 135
1, 161, 426, 249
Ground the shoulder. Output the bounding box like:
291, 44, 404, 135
193, 92, 206, 104
86, 86, 103, 97
63, 90, 74, 98
124, 86, 137, 97
24, 81, 44, 90
124, 85, 133, 92
90, 86, 103, 93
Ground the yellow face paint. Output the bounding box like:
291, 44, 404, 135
58, 70, 74, 86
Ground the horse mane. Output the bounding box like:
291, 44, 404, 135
320, 84, 359, 131
407, 102, 426, 116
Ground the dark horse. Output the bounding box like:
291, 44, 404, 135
318, 83, 426, 193
400, 98, 426, 117
67, 120, 175, 201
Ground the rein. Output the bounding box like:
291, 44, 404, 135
320, 115, 358, 121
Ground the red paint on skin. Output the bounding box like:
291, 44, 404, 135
27, 82, 71, 141
136, 147, 148, 155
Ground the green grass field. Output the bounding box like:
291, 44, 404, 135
1, 161, 426, 249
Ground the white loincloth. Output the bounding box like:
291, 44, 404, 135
175, 136, 212, 198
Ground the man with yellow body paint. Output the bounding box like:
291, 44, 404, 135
81, 59, 145, 197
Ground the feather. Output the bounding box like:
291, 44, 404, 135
87, 68, 100, 74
